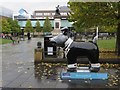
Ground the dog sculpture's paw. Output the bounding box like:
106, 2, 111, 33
90, 67, 100, 72
67, 64, 77, 72
89, 63, 100, 72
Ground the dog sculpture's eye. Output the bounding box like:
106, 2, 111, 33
63, 31, 68, 35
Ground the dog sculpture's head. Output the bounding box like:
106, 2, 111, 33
50, 27, 72, 47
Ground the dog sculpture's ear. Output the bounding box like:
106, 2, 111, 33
61, 27, 69, 35
63, 31, 68, 35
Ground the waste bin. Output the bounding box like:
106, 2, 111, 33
34, 42, 43, 62
44, 35, 57, 58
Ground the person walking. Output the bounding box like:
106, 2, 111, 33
27, 32, 31, 40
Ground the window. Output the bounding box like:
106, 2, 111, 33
36, 13, 42, 16
52, 13, 55, 15
61, 12, 67, 16
44, 13, 50, 15
55, 22, 59, 28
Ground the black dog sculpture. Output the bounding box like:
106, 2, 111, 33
50, 27, 100, 72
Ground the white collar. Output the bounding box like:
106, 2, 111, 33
64, 38, 73, 50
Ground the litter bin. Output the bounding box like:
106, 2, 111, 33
44, 35, 57, 58
34, 42, 43, 62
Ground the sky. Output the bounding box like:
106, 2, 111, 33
0, 0, 69, 14
0, 0, 119, 14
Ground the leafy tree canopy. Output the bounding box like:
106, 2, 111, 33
24, 19, 33, 32
68, 2, 118, 32
43, 17, 52, 32
68, 1, 120, 55
7, 18, 21, 34
35, 20, 42, 33
2, 18, 11, 34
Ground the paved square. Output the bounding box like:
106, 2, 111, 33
1, 38, 120, 89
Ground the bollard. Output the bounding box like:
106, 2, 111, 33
34, 42, 43, 62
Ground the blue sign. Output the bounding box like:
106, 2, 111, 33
61, 72, 108, 80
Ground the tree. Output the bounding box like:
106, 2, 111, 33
68, 2, 117, 29
0, 18, 2, 33
35, 20, 42, 36
116, 2, 120, 56
2, 18, 11, 34
68, 2, 120, 55
12, 20, 21, 34
43, 17, 52, 32
7, 18, 13, 31
24, 19, 33, 33
100, 25, 117, 33
24, 19, 33, 39
7, 18, 21, 34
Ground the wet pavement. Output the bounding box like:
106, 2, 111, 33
1, 38, 120, 89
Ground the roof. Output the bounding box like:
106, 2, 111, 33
19, 8, 28, 14
59, 6, 70, 12
33, 6, 70, 13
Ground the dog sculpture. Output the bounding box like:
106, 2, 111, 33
50, 27, 100, 72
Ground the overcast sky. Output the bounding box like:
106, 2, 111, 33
0, 0, 69, 14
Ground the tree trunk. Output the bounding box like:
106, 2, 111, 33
38, 32, 40, 37
116, 23, 120, 56
116, 2, 120, 56
33, 32, 34, 37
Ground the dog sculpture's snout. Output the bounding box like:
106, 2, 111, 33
50, 38, 54, 42
49, 38, 55, 43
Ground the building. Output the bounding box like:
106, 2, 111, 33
13, 8, 32, 20
14, 6, 73, 35
33, 6, 70, 19
0, 6, 13, 18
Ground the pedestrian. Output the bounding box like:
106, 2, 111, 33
1, 33, 5, 38
27, 32, 31, 40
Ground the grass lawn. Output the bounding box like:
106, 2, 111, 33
0, 38, 12, 44
0, 37, 116, 51
97, 38, 116, 51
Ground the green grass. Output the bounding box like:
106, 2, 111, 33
97, 38, 116, 50
0, 38, 12, 44
0, 38, 116, 50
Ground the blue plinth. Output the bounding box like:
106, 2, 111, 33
60, 72, 108, 80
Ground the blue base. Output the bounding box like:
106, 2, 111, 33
60, 72, 108, 80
